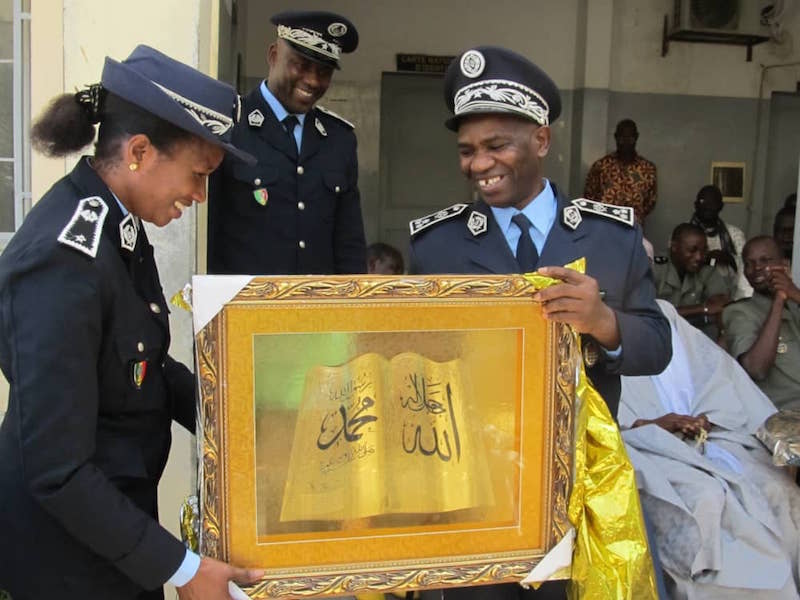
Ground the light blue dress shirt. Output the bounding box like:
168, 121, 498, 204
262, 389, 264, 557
490, 179, 556, 255
489, 180, 621, 357
260, 80, 306, 152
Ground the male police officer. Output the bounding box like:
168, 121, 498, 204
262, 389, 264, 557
411, 47, 670, 599
410, 46, 670, 419
208, 10, 366, 275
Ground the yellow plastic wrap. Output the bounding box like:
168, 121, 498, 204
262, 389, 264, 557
526, 259, 657, 600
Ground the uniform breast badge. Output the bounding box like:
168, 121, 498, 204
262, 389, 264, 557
119, 214, 138, 252
253, 188, 269, 206
131, 360, 147, 389
248, 109, 265, 128
315, 117, 327, 137
563, 205, 582, 230
466, 211, 487, 236
777, 337, 788, 354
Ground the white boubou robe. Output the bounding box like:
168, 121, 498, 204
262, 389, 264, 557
620, 300, 800, 599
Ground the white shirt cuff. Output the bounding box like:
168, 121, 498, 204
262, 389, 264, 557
168, 549, 201, 587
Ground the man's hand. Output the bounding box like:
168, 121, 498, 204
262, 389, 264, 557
177, 557, 263, 600
633, 413, 711, 437
766, 265, 800, 303
533, 266, 620, 349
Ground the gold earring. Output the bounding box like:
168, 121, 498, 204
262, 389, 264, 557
129, 163, 138, 172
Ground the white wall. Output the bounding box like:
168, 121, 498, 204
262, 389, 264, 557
610, 0, 800, 99
242, 0, 582, 88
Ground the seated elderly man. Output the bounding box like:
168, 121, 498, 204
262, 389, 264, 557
654, 223, 730, 338
620, 300, 800, 599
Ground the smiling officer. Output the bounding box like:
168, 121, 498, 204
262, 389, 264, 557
409, 42, 670, 600
208, 10, 367, 275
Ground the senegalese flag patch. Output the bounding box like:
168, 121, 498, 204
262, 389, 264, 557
253, 188, 268, 206
131, 360, 147, 389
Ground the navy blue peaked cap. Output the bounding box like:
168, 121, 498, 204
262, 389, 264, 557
271, 10, 358, 69
101, 45, 255, 164
444, 46, 561, 131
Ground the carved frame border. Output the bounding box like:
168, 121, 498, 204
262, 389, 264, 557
196, 275, 574, 597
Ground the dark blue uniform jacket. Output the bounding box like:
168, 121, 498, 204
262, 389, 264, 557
0, 158, 194, 599
207, 86, 366, 275
409, 186, 671, 417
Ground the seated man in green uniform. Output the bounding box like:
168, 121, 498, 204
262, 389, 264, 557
654, 223, 730, 338
723, 236, 800, 410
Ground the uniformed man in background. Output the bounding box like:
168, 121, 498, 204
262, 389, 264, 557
208, 10, 367, 275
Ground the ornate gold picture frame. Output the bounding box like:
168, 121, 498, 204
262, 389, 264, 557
194, 275, 575, 598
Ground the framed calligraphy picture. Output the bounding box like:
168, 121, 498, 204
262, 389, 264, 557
193, 274, 576, 598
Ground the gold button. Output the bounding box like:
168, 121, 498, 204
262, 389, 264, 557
254, 177, 261, 186
137, 342, 145, 352
299, 240, 306, 249
150, 302, 161, 314
296, 165, 304, 175
298, 201, 305, 210
335, 185, 341, 193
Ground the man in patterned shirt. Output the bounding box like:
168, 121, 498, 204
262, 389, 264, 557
583, 119, 657, 226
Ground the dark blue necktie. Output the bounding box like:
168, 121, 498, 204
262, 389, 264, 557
282, 115, 299, 154
511, 213, 539, 272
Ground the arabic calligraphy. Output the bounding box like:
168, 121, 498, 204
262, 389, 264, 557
280, 352, 494, 521
317, 396, 378, 450
401, 379, 462, 463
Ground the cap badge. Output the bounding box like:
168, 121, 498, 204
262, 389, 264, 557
328, 22, 348, 37
563, 206, 582, 230
152, 81, 233, 136
467, 211, 488, 236
119, 214, 138, 252
248, 109, 265, 127
460, 50, 486, 79
315, 117, 327, 137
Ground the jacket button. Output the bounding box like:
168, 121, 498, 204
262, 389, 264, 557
254, 177, 261, 186
299, 240, 306, 249
149, 302, 161, 314
297, 165, 304, 175
137, 342, 145, 352
298, 201, 305, 210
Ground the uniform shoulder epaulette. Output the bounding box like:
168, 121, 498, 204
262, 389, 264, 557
653, 255, 669, 265
57, 196, 108, 259
571, 198, 634, 227
410, 203, 468, 236
315, 105, 354, 129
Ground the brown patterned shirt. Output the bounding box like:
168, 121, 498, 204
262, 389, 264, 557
583, 153, 657, 224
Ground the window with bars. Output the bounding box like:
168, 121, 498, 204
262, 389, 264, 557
0, 0, 31, 245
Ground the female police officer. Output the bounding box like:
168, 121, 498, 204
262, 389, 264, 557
0, 46, 261, 599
